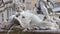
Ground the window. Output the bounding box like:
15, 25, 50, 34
2, 13, 4, 22
23, 0, 25, 3
59, 16, 60, 19
19, 0, 21, 2
0, 13, 2, 23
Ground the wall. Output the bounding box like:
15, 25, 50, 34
31, 0, 36, 10
57, 0, 60, 2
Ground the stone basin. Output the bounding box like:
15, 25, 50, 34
0, 29, 60, 34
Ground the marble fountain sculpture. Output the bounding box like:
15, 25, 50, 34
7, 9, 59, 34
0, 0, 60, 34
34, 0, 60, 26
0, 0, 25, 29
6, 0, 60, 32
